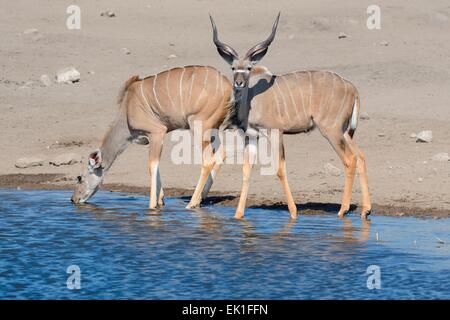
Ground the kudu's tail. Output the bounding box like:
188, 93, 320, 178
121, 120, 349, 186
348, 96, 360, 138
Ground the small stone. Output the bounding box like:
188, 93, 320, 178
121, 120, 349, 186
15, 157, 45, 168
310, 18, 331, 31
19, 81, 34, 89
32, 33, 44, 41
435, 12, 449, 22
100, 11, 115, 17
410, 133, 417, 138
49, 153, 82, 166
55, 67, 80, 84
23, 28, 38, 35
431, 153, 450, 162
288, 34, 295, 40
40, 74, 52, 87
418, 177, 424, 182
324, 163, 341, 176
360, 112, 370, 120
380, 41, 389, 46
23, 28, 43, 41
121, 47, 131, 55
167, 54, 178, 59
338, 32, 348, 39
88, 70, 95, 75
378, 133, 385, 137
416, 130, 433, 143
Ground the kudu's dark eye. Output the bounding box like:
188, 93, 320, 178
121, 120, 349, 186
77, 176, 82, 183
231, 67, 235, 71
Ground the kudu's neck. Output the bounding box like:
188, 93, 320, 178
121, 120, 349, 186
99, 111, 131, 171
233, 87, 251, 131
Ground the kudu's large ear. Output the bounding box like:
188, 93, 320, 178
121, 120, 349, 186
209, 14, 239, 65
88, 149, 102, 169
244, 12, 280, 64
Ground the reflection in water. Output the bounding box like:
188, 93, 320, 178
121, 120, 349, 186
341, 217, 371, 243
0, 189, 449, 299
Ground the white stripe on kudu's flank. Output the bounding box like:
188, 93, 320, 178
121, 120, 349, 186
214, 72, 220, 100
188, 67, 196, 106
316, 72, 328, 116
204, 67, 209, 89
141, 81, 156, 118
323, 75, 336, 115
333, 78, 348, 127
282, 76, 302, 123
294, 73, 308, 121
166, 69, 175, 109
276, 81, 288, 115
152, 74, 162, 110
179, 67, 186, 116
270, 82, 281, 118
192, 67, 208, 110
308, 71, 313, 112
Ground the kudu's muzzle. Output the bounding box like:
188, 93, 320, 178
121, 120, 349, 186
234, 79, 246, 88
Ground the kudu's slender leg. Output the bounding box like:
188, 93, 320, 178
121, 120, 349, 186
343, 133, 372, 218
186, 131, 216, 209
157, 173, 165, 206
147, 132, 165, 209
320, 129, 357, 218
235, 137, 257, 219
201, 141, 226, 200
275, 133, 297, 219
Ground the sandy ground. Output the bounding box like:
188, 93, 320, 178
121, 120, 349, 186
1, 0, 449, 216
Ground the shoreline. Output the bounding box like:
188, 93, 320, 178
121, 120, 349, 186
1, 174, 449, 219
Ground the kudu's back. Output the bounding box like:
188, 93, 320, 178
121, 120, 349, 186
125, 66, 233, 132
248, 68, 359, 134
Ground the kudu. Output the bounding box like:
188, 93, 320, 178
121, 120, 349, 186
210, 13, 371, 220
71, 66, 233, 209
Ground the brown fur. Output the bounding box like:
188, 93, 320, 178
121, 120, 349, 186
72, 66, 233, 208
117, 75, 140, 105
234, 66, 371, 220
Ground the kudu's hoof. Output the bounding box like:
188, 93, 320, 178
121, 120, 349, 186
337, 210, 348, 218
186, 202, 200, 209
361, 209, 372, 220
288, 206, 297, 219
289, 210, 298, 220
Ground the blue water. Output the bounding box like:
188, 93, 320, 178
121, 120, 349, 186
0, 189, 449, 299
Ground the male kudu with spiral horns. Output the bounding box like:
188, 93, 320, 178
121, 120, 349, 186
209, 12, 372, 220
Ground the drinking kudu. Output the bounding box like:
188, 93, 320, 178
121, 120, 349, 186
71, 66, 233, 209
